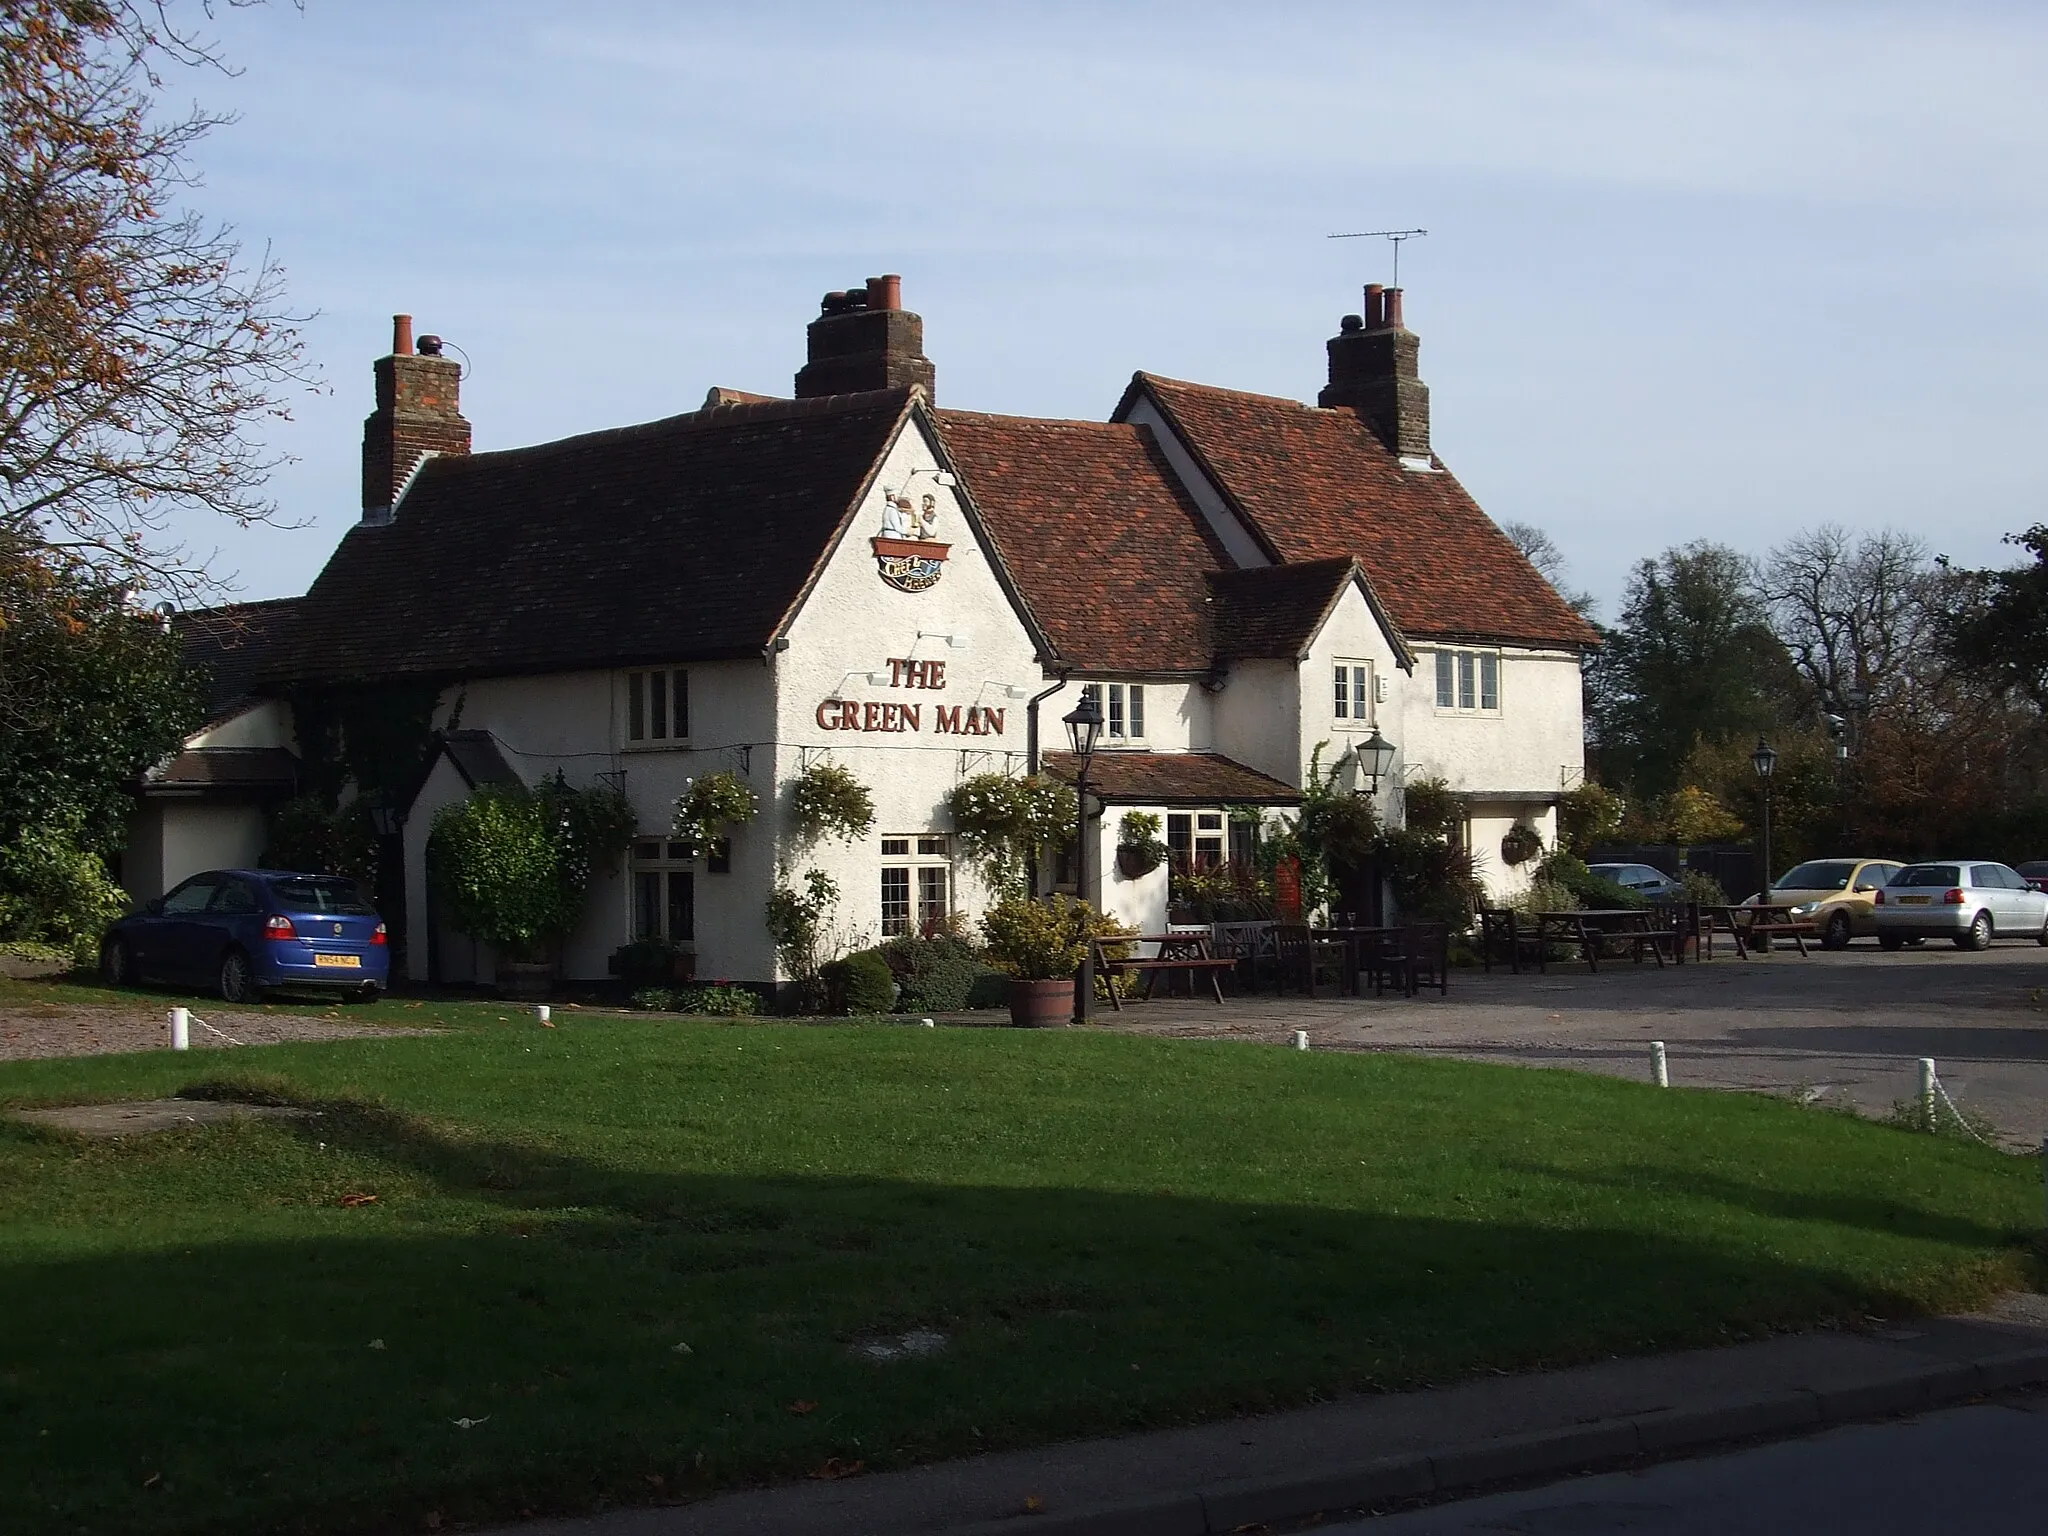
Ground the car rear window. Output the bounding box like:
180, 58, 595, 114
1893, 865, 1961, 888
267, 877, 376, 915
1777, 861, 1855, 891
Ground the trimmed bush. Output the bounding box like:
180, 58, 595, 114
881, 932, 1005, 1013
823, 949, 897, 1015
631, 983, 761, 1016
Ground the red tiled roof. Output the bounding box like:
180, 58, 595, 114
1207, 557, 1412, 666
269, 390, 917, 685
1040, 750, 1300, 805
1119, 375, 1599, 650
935, 411, 1229, 674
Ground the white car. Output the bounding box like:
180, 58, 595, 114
1871, 861, 2048, 951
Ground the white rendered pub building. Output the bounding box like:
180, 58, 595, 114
148, 276, 1595, 987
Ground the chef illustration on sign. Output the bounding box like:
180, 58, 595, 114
880, 490, 940, 540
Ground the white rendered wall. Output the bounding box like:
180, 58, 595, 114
772, 416, 1047, 974
1392, 646, 1583, 801
189, 699, 296, 751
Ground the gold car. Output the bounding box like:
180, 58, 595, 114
1752, 858, 1905, 950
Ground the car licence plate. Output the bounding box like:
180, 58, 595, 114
1899, 895, 1931, 905
313, 953, 361, 969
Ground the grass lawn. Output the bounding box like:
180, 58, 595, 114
0, 1016, 2041, 1536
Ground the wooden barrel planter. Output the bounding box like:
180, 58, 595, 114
1006, 977, 1072, 1028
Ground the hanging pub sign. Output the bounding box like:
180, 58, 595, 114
872, 485, 949, 592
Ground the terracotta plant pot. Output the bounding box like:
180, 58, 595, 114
1006, 977, 1073, 1028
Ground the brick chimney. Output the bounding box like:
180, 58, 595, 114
1318, 284, 1430, 460
361, 314, 471, 523
792, 274, 936, 401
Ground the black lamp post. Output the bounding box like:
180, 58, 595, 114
1064, 690, 1105, 1025
1357, 727, 1398, 793
1751, 736, 1778, 903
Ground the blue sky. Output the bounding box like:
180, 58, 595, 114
179, 1, 2046, 618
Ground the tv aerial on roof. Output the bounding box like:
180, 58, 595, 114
1327, 227, 1428, 288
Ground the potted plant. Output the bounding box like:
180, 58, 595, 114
980, 894, 1094, 1027
1114, 811, 1167, 879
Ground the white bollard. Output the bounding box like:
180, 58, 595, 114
169, 1007, 190, 1051
1920, 1058, 1937, 1130
920, 1017, 936, 1028
1651, 1040, 1669, 1088
1293, 1030, 1309, 1051
534, 1004, 551, 1025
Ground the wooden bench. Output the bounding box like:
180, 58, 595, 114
1746, 920, 1816, 955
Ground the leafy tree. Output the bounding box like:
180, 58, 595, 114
1, 1, 308, 592
0, 534, 198, 853
1942, 525, 2048, 716
1588, 542, 1797, 800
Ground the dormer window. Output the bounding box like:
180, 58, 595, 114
1082, 682, 1146, 744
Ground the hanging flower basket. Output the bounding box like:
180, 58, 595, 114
1116, 844, 1163, 879
1501, 821, 1544, 867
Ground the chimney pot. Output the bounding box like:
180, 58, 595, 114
794, 273, 935, 401
1383, 287, 1405, 329
392, 314, 414, 356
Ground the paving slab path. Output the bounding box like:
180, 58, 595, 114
1076, 941, 2048, 1146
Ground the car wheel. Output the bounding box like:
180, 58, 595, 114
1822, 911, 1852, 950
1957, 912, 1993, 952
100, 939, 132, 987
218, 947, 262, 1004
1879, 933, 1904, 952
2038, 917, 2048, 948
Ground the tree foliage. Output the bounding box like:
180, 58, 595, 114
426, 778, 636, 961
0, 1, 309, 591
0, 533, 198, 853
1588, 541, 1795, 800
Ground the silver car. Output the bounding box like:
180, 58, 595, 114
1871, 861, 2048, 951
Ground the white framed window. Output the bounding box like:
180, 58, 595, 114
1080, 682, 1147, 744
1332, 659, 1374, 727
631, 838, 695, 940
1432, 650, 1500, 714
625, 668, 689, 745
880, 834, 952, 937
1167, 811, 1225, 873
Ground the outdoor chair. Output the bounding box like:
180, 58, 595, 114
1404, 921, 1450, 996
1273, 923, 1349, 997
1209, 920, 1277, 993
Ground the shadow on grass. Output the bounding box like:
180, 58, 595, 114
2, 1084, 2035, 1536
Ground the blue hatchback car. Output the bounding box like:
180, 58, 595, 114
101, 869, 390, 1003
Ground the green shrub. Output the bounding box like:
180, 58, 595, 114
1537, 851, 1643, 909
0, 818, 128, 963
1680, 868, 1729, 905
611, 937, 687, 989
631, 983, 761, 1016
822, 949, 897, 1014
881, 932, 1002, 1013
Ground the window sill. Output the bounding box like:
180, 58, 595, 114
621, 739, 692, 751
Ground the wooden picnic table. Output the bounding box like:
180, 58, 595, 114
1091, 931, 1235, 1008
1694, 902, 1814, 958
1531, 908, 1680, 973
